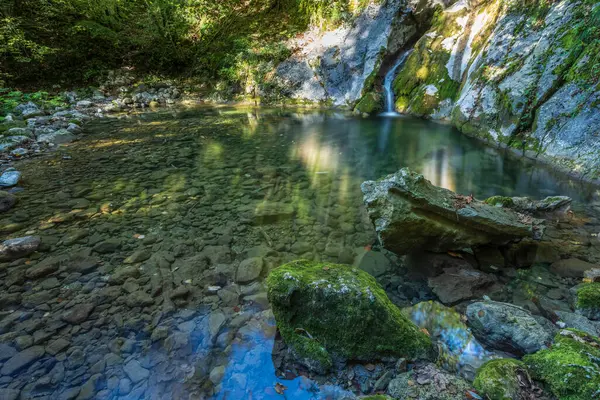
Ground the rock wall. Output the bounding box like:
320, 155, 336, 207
389, 0, 600, 180
275, 0, 452, 106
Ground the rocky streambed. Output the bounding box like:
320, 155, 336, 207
0, 107, 599, 400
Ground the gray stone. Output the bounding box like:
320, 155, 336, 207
0, 389, 20, 400
0, 236, 41, 261
15, 101, 42, 117
26, 257, 61, 279
123, 360, 149, 383
361, 168, 544, 255
76, 374, 103, 400
62, 303, 95, 324
387, 362, 471, 400
428, 267, 497, 305
37, 129, 77, 145
466, 300, 554, 355
555, 311, 599, 337
0, 346, 45, 376
0, 191, 16, 213
93, 239, 121, 254
355, 250, 392, 277
235, 257, 264, 283
123, 249, 151, 264
108, 265, 140, 285
126, 291, 154, 308
46, 338, 70, 355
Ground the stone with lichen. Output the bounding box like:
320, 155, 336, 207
266, 260, 433, 373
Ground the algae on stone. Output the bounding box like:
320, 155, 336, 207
524, 329, 600, 400
473, 359, 531, 400
266, 260, 433, 373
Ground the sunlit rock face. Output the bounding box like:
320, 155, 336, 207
361, 168, 544, 255
388, 0, 600, 180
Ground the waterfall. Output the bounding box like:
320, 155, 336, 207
381, 50, 413, 117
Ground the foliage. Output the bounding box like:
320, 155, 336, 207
0, 88, 67, 116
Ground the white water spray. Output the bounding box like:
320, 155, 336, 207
381, 50, 413, 117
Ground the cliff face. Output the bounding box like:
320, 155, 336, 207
391, 0, 600, 180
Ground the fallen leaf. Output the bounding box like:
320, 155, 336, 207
365, 363, 376, 371
274, 382, 287, 395
322, 266, 330, 271
364, 244, 372, 251
420, 328, 430, 336
447, 251, 463, 259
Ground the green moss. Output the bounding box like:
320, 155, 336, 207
576, 282, 600, 309
354, 91, 383, 115
267, 260, 433, 372
484, 196, 514, 208
473, 359, 529, 400
524, 329, 600, 400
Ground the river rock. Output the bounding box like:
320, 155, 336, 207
0, 191, 16, 212
0, 346, 45, 376
354, 250, 393, 277
0, 169, 21, 188
0, 236, 41, 261
15, 101, 42, 117
0, 389, 20, 400
555, 311, 599, 336
62, 303, 95, 324
466, 300, 555, 355
428, 267, 497, 305
361, 168, 544, 255
123, 360, 149, 383
584, 268, 600, 282
473, 359, 537, 400
524, 329, 600, 400
235, 257, 264, 283
267, 260, 433, 373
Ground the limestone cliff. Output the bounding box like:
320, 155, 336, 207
390, 0, 600, 180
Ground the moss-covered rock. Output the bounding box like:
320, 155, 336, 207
524, 329, 600, 400
266, 260, 433, 373
473, 359, 531, 400
484, 196, 515, 208
354, 91, 383, 115
574, 282, 600, 320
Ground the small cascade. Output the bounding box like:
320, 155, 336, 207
381, 50, 413, 117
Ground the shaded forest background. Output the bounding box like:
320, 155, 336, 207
0, 0, 373, 87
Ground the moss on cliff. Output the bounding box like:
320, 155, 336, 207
266, 260, 433, 372
354, 91, 383, 115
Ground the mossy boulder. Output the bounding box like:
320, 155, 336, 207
573, 282, 600, 320
266, 260, 433, 373
524, 329, 600, 400
354, 91, 383, 115
473, 359, 531, 400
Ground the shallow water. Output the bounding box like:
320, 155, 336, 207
1, 107, 599, 399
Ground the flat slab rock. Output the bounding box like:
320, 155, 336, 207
361, 168, 545, 255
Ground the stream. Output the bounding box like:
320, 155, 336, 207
0, 107, 599, 399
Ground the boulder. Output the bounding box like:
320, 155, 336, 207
14, 101, 42, 117
361, 168, 544, 255
473, 359, 538, 400
524, 329, 600, 400
555, 311, 599, 336
466, 300, 555, 355
267, 260, 433, 373
0, 236, 41, 261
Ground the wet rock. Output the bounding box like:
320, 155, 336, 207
0, 236, 41, 261
76, 373, 103, 400
0, 389, 20, 400
550, 258, 598, 278
108, 265, 140, 285
26, 257, 61, 279
15, 101, 42, 117
93, 239, 121, 254
473, 359, 537, 400
126, 291, 154, 308
46, 338, 71, 356
428, 267, 497, 305
584, 268, 600, 282
267, 260, 432, 373
254, 202, 294, 224
0, 191, 16, 212
235, 257, 264, 283
491, 196, 573, 215
0, 169, 21, 188
524, 329, 600, 400
0, 343, 17, 361
387, 362, 471, 400
466, 300, 554, 355
62, 303, 95, 324
123, 360, 149, 383
123, 249, 151, 264
361, 168, 544, 255
0, 346, 45, 376
555, 311, 599, 336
